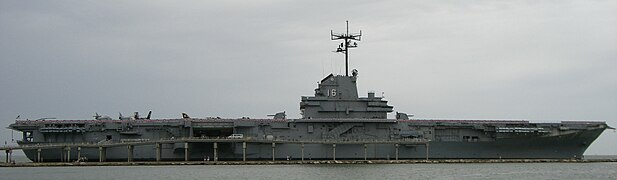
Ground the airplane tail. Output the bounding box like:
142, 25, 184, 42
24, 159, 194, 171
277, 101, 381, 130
182, 112, 190, 119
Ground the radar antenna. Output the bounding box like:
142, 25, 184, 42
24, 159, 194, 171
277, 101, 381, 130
331, 21, 361, 76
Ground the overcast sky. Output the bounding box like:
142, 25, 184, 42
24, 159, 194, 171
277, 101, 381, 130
1, 1, 616, 155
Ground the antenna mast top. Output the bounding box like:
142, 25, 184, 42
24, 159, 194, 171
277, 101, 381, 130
331, 21, 362, 76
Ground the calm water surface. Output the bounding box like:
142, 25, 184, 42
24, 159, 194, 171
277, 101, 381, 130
1, 163, 616, 180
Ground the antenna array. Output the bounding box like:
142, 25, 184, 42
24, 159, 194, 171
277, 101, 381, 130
331, 21, 362, 76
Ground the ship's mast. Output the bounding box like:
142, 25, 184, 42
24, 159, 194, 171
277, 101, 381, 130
331, 21, 361, 76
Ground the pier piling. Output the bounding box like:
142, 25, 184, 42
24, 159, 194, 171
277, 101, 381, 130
155, 143, 161, 162
242, 142, 246, 161
213, 142, 218, 162
77, 147, 81, 161
37, 149, 42, 162
271, 142, 276, 161
128, 145, 134, 162
99, 147, 106, 162
301, 143, 304, 161
332, 143, 336, 160
364, 144, 367, 160
66, 147, 71, 162
184, 142, 189, 162
395, 144, 399, 160
425, 143, 429, 160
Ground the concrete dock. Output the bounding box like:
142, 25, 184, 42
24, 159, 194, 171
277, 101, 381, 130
2, 159, 616, 167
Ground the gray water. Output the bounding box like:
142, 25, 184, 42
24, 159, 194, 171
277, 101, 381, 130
1, 163, 616, 180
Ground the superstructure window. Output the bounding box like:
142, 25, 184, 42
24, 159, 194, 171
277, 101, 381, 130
24, 131, 33, 142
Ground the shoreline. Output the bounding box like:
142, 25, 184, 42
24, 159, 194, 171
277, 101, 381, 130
2, 159, 616, 167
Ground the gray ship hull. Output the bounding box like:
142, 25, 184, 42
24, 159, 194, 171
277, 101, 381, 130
19, 126, 604, 162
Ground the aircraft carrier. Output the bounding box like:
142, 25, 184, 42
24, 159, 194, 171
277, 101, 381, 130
6, 22, 612, 162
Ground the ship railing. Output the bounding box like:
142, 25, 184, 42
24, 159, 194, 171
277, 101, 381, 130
561, 121, 608, 124
150, 136, 430, 144
399, 119, 530, 124
12, 118, 297, 126
496, 127, 551, 133
11, 141, 110, 149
